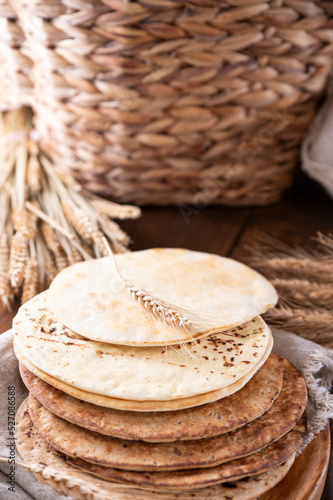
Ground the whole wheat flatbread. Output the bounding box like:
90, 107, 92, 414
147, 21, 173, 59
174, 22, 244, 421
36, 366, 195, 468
63, 415, 306, 491
13, 291, 272, 401
15, 335, 272, 411
27, 358, 307, 472
19, 354, 283, 441
48, 249, 278, 345
16, 399, 296, 499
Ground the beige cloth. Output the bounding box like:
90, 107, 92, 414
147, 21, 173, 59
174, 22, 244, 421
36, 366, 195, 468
302, 80, 333, 197
0, 328, 332, 499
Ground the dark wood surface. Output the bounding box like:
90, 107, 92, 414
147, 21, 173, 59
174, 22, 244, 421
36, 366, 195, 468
1, 172, 332, 498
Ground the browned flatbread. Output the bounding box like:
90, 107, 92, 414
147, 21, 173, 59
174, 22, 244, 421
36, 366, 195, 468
64, 416, 306, 491
15, 336, 273, 411
16, 398, 296, 499
20, 353, 283, 442
27, 358, 307, 472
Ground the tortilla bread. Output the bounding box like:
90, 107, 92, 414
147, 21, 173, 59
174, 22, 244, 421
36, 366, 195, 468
27, 358, 306, 471
16, 398, 296, 499
13, 291, 272, 401
48, 249, 278, 345
19, 353, 282, 441
14, 333, 272, 411
63, 416, 306, 491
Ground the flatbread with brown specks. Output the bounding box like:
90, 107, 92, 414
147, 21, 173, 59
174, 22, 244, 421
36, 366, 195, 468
16, 398, 296, 498
27, 358, 307, 472
13, 292, 272, 402
14, 333, 273, 411
19, 353, 283, 442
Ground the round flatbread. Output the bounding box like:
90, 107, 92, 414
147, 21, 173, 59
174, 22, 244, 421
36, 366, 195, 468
63, 416, 306, 491
16, 398, 296, 499
27, 358, 307, 472
48, 249, 278, 345
13, 291, 272, 401
14, 334, 273, 411
19, 354, 283, 441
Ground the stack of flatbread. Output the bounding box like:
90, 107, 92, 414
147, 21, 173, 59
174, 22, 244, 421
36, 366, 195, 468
13, 249, 308, 499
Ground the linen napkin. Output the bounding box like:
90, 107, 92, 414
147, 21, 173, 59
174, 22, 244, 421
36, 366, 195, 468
302, 79, 333, 197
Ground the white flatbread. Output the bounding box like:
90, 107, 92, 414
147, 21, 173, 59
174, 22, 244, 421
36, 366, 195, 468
47, 249, 277, 345
15, 343, 273, 411
13, 292, 272, 401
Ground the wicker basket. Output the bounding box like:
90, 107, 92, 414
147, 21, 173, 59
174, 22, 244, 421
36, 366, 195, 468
6, 0, 333, 205
0, 1, 33, 112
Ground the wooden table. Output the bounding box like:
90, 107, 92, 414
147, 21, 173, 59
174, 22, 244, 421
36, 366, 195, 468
1, 172, 332, 499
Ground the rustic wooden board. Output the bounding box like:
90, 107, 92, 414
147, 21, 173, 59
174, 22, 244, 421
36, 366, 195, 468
260, 424, 331, 500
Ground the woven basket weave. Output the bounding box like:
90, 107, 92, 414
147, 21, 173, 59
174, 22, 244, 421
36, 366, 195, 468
6, 0, 333, 205
0, 1, 33, 112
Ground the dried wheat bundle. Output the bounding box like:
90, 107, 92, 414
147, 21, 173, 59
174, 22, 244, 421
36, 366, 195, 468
247, 233, 333, 349
0, 108, 141, 308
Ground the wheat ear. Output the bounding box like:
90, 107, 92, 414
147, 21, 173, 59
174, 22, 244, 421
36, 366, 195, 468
53, 166, 82, 192
12, 207, 37, 240
26, 139, 41, 193
264, 306, 333, 345
0, 233, 13, 307
91, 198, 141, 220
264, 306, 333, 343
62, 203, 106, 256
251, 256, 333, 272
102, 238, 217, 331
8, 232, 29, 288
22, 257, 39, 304
246, 231, 333, 348
315, 232, 333, 250
40, 222, 69, 271
271, 278, 333, 307
98, 214, 130, 246
110, 240, 130, 254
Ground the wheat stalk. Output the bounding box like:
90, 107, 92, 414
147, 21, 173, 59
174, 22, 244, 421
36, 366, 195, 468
22, 257, 39, 304
110, 240, 130, 254
251, 256, 333, 281
316, 232, 333, 252
67, 242, 83, 264
12, 207, 37, 240
40, 221, 70, 270
271, 278, 333, 307
124, 282, 208, 328
91, 198, 141, 220
247, 232, 333, 348
37, 236, 57, 287
264, 307, 333, 345
102, 238, 217, 332
62, 203, 106, 256
8, 232, 29, 288
0, 233, 13, 308
26, 140, 41, 193
53, 165, 82, 192
265, 305, 333, 329
98, 213, 130, 246
0, 108, 140, 308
